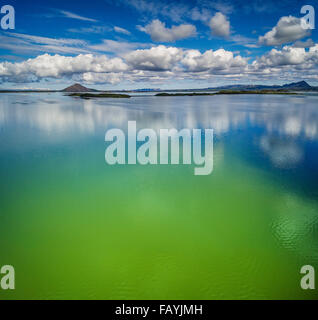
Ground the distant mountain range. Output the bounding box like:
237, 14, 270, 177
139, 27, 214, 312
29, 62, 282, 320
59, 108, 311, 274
0, 81, 317, 93
119, 81, 318, 92
204, 81, 314, 92
282, 81, 312, 90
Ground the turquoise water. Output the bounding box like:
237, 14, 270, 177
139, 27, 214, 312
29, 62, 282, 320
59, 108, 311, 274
0, 93, 318, 299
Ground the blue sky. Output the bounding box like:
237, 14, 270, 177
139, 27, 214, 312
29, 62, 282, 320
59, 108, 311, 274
0, 0, 317, 89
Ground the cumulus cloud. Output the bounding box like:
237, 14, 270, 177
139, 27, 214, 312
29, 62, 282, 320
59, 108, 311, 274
124, 45, 247, 75
182, 49, 247, 73
247, 44, 318, 83
76, 72, 123, 84
259, 16, 310, 46
209, 12, 230, 38
292, 39, 315, 48
125, 45, 183, 71
0, 46, 248, 84
141, 19, 196, 42
0, 54, 128, 82
253, 45, 318, 69
1, 41, 318, 85
256, 47, 307, 67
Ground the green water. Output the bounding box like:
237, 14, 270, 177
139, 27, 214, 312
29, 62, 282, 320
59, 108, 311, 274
0, 93, 318, 299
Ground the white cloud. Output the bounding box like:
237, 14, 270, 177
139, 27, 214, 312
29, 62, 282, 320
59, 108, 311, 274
125, 45, 183, 71
111, 0, 233, 23
77, 72, 123, 84
114, 0, 189, 23
68, 26, 112, 34
248, 44, 318, 83
2, 33, 144, 57
292, 39, 315, 48
89, 39, 148, 55
230, 35, 259, 48
259, 16, 310, 46
1, 40, 318, 85
190, 7, 212, 23
0, 32, 90, 55
208, 1, 234, 15
59, 10, 97, 22
256, 47, 307, 67
7, 32, 86, 46
114, 26, 131, 35
0, 54, 128, 81
182, 49, 247, 73
209, 12, 230, 38
124, 45, 247, 76
253, 45, 318, 69
141, 19, 196, 42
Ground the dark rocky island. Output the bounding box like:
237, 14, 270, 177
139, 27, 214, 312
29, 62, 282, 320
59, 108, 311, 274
62, 83, 97, 93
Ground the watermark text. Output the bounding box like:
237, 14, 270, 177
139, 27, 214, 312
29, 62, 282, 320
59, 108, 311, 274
300, 265, 315, 290
0, 265, 15, 290
105, 121, 214, 176
1, 4, 14, 30
301, 5, 315, 30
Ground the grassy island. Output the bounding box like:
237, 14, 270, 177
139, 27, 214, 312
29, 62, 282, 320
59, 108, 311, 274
216, 90, 296, 95
156, 90, 297, 97
68, 93, 131, 99
156, 92, 215, 97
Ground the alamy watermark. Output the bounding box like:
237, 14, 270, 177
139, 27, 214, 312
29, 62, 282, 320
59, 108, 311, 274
1, 4, 14, 30
301, 5, 315, 30
105, 121, 214, 176
300, 265, 316, 290
0, 265, 15, 290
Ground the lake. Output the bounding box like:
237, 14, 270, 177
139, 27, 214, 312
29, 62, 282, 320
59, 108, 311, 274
0, 92, 317, 299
